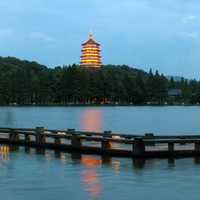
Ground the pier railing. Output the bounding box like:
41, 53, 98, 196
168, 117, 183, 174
0, 127, 200, 158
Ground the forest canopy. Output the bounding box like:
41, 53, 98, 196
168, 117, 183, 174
0, 56, 199, 105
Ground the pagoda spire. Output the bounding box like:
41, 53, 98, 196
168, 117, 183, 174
89, 32, 93, 39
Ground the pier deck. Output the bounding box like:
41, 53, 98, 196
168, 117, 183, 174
0, 127, 200, 158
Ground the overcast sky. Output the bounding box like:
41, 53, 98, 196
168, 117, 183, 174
0, 0, 200, 78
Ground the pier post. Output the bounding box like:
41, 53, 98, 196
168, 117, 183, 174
69, 129, 81, 148
101, 131, 112, 151
9, 129, 19, 143
144, 133, 155, 146
71, 135, 81, 148
25, 134, 31, 144
55, 136, 61, 145
101, 139, 112, 151
35, 127, 45, 145
133, 138, 145, 156
104, 131, 112, 137
168, 142, 174, 153
195, 142, 200, 152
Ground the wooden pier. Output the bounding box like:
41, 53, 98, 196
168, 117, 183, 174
1, 127, 200, 158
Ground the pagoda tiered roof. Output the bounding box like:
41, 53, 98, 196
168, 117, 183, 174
82, 38, 100, 46
80, 32, 102, 68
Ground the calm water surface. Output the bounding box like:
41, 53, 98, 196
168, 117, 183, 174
1, 106, 200, 134
0, 106, 200, 200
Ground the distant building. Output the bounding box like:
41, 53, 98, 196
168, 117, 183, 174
168, 89, 182, 97
80, 32, 101, 69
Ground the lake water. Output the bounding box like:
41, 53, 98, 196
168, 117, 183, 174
0, 106, 200, 200
1, 106, 200, 134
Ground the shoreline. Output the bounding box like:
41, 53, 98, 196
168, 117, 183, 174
0, 103, 200, 107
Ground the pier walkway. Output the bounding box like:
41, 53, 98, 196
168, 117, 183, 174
0, 127, 200, 158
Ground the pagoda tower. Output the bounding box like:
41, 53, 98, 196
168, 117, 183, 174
80, 32, 101, 68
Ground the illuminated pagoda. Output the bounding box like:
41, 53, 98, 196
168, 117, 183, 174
80, 32, 101, 68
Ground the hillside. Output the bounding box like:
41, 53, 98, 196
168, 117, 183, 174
0, 57, 198, 105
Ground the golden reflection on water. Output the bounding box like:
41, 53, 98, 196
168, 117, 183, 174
81, 156, 102, 198
0, 145, 10, 161
80, 156, 125, 197
0, 145, 175, 198
1, 145, 195, 199
81, 109, 102, 132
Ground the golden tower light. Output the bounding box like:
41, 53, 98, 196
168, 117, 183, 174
80, 32, 102, 68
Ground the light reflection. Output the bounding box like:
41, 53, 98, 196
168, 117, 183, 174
81, 109, 102, 132
53, 151, 68, 164
111, 160, 121, 174
102, 156, 121, 174
44, 151, 52, 162
81, 156, 102, 198
0, 145, 10, 161
60, 153, 67, 164
81, 156, 102, 167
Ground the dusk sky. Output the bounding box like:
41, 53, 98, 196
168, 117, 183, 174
0, 0, 200, 78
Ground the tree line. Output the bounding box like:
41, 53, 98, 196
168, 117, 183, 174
0, 56, 199, 105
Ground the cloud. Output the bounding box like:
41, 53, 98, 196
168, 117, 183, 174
29, 32, 55, 42
0, 28, 13, 37
177, 31, 199, 40
182, 15, 199, 24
